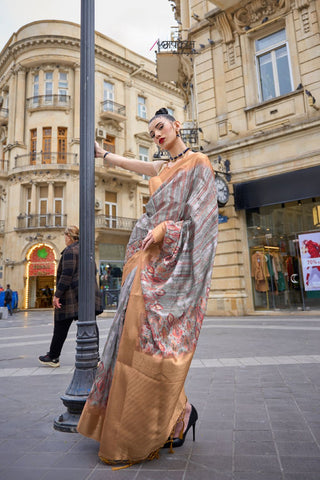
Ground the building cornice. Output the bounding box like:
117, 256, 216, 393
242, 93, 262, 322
0, 33, 182, 97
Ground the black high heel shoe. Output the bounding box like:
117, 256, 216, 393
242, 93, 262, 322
163, 405, 198, 449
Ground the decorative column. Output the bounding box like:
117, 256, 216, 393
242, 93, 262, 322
73, 64, 81, 142
15, 65, 26, 145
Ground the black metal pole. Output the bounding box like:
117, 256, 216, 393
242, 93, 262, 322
54, 0, 97, 432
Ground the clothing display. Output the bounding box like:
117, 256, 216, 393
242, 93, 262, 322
77, 152, 219, 465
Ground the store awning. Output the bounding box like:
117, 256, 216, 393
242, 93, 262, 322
234, 165, 320, 210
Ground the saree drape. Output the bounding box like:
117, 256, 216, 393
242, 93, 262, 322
77, 152, 218, 464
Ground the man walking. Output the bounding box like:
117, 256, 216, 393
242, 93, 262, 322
4, 284, 13, 316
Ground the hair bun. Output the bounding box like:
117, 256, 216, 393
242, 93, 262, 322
155, 108, 169, 116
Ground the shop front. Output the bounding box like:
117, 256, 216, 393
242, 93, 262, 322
98, 243, 126, 310
25, 244, 57, 309
235, 165, 320, 312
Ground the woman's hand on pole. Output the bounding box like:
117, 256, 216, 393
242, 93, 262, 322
94, 141, 104, 158
142, 230, 155, 250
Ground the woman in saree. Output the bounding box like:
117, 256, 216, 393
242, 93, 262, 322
77, 108, 219, 466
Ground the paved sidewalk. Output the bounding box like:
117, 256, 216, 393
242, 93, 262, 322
1, 311, 320, 479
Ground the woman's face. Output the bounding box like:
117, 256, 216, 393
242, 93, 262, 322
148, 117, 178, 150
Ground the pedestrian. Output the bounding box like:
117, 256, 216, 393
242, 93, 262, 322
4, 284, 13, 316
77, 108, 219, 466
39, 225, 102, 367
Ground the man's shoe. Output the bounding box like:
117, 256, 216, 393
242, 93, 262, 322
38, 354, 60, 367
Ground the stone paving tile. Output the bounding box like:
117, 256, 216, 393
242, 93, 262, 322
234, 454, 282, 473
2, 312, 320, 479
280, 455, 320, 473
0, 467, 50, 480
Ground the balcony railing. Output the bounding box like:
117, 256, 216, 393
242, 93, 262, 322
16, 213, 67, 230
100, 100, 126, 121
26, 94, 71, 110
0, 220, 5, 234
95, 215, 137, 231
180, 128, 199, 147
14, 152, 79, 168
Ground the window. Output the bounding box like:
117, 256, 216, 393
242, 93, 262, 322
138, 96, 147, 119
139, 146, 149, 180
33, 74, 39, 106
142, 195, 149, 214
58, 72, 68, 103
42, 127, 52, 164
44, 72, 53, 103
57, 127, 67, 164
26, 187, 32, 227
54, 185, 64, 226
103, 81, 114, 112
39, 186, 48, 227
167, 107, 174, 117
105, 191, 117, 228
30, 129, 37, 165
103, 135, 115, 156
255, 29, 293, 102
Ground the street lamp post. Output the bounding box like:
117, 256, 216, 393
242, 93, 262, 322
54, 0, 97, 432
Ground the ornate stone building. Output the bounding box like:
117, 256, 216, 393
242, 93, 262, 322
172, 0, 320, 314
0, 20, 185, 309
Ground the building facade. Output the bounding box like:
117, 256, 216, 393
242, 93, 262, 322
172, 0, 320, 314
0, 20, 185, 310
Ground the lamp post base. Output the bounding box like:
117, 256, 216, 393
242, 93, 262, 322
53, 393, 87, 433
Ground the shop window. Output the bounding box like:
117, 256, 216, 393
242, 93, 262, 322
30, 129, 37, 165
103, 81, 114, 112
42, 127, 52, 164
105, 191, 117, 228
247, 197, 320, 311
57, 127, 67, 164
255, 29, 293, 102
138, 96, 147, 119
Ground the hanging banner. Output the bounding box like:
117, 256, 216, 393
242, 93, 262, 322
298, 232, 320, 291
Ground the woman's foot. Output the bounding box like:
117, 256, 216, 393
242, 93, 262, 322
173, 402, 191, 438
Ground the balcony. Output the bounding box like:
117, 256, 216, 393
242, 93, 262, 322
26, 94, 71, 112
14, 152, 79, 169
16, 213, 67, 231
0, 220, 5, 234
99, 100, 126, 123
0, 107, 8, 125
95, 215, 137, 232
180, 128, 199, 148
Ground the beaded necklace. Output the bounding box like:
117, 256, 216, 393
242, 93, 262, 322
169, 147, 190, 162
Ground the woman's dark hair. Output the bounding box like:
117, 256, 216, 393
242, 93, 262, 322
148, 108, 176, 124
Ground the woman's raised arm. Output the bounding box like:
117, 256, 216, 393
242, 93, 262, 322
95, 142, 164, 177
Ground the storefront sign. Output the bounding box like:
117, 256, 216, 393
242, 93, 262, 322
28, 245, 55, 276
298, 232, 320, 291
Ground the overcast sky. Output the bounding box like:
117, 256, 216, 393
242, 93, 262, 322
0, 0, 177, 62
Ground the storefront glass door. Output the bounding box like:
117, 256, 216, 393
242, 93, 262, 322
247, 197, 320, 311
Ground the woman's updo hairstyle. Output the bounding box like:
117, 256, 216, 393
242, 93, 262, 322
148, 107, 176, 125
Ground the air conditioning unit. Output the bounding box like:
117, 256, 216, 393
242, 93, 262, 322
95, 200, 103, 210
96, 128, 105, 138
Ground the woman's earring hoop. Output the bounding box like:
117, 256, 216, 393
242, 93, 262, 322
176, 133, 180, 137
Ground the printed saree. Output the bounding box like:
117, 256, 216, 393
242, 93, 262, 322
77, 151, 218, 464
